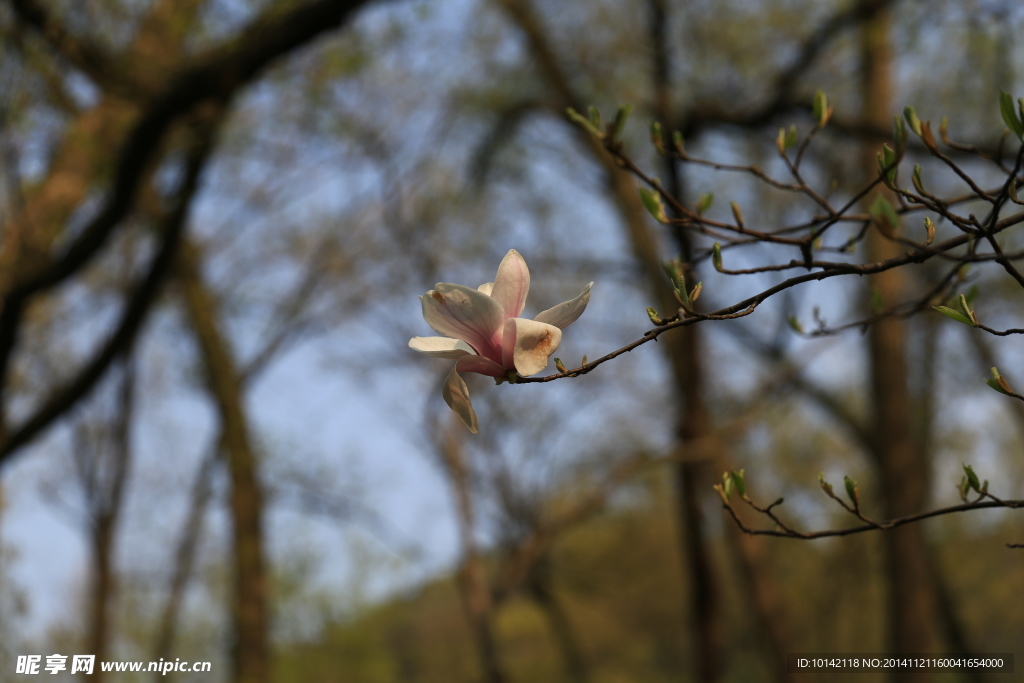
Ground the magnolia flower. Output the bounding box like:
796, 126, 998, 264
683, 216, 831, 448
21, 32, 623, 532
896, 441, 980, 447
410, 249, 592, 433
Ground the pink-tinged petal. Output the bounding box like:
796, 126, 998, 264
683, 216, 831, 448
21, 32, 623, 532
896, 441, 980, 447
534, 282, 593, 329
489, 249, 530, 319
477, 282, 494, 296
455, 354, 506, 378
442, 366, 479, 434
420, 283, 504, 360
503, 317, 562, 377
409, 337, 475, 359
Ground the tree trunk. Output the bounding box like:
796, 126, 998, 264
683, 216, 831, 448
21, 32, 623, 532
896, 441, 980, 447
438, 417, 507, 683
151, 445, 218, 681
860, 2, 938, 677
178, 240, 268, 683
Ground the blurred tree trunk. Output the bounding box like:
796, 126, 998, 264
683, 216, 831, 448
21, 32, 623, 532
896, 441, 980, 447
860, 0, 939, 675
650, 3, 794, 681
178, 240, 268, 683
151, 446, 218, 680
438, 416, 507, 683
81, 360, 135, 683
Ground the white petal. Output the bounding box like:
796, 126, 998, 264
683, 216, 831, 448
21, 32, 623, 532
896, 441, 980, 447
442, 366, 479, 434
477, 282, 494, 296
489, 249, 530, 319
409, 337, 475, 359
534, 282, 593, 329
502, 317, 562, 377
420, 283, 504, 360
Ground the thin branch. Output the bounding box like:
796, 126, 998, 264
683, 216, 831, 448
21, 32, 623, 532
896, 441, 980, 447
0, 131, 213, 462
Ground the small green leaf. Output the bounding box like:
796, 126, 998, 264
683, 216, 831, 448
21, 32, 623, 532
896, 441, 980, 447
813, 89, 829, 127
957, 476, 969, 502
712, 242, 723, 272
912, 164, 926, 194
785, 125, 798, 149
903, 106, 922, 136
696, 192, 714, 215
722, 471, 733, 499
999, 91, 1023, 139
870, 195, 900, 237
646, 307, 662, 325
933, 305, 976, 326
554, 358, 568, 373
638, 187, 668, 223
893, 114, 907, 153
876, 144, 898, 188
843, 475, 859, 506
963, 464, 981, 492
818, 472, 833, 496
612, 103, 633, 141
587, 105, 602, 129
985, 367, 1015, 395
787, 315, 803, 334
730, 469, 747, 498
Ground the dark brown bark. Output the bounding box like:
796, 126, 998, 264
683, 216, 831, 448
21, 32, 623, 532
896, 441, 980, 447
178, 240, 268, 683
860, 2, 938, 676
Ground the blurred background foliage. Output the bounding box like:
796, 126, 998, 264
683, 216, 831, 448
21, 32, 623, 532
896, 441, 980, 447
0, 0, 1023, 682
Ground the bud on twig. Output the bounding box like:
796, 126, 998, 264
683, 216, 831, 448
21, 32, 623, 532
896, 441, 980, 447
813, 89, 832, 128
730, 469, 747, 498
650, 121, 664, 153
985, 367, 1015, 396
1000, 90, 1024, 140
923, 217, 935, 246
963, 464, 981, 492
696, 192, 714, 216
611, 104, 633, 142
730, 201, 744, 229
638, 187, 669, 223
566, 107, 604, 138
843, 475, 859, 507
818, 472, 833, 496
